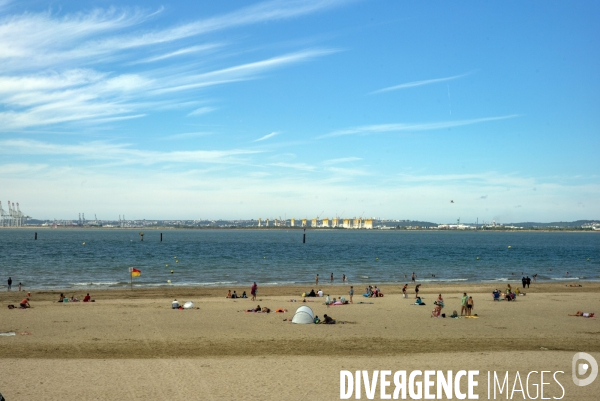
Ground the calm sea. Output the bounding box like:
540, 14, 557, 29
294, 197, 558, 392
1, 229, 598, 291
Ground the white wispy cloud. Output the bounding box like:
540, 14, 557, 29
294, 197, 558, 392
160, 132, 213, 141
319, 115, 519, 138
254, 132, 280, 142
0, 1, 343, 130
322, 157, 361, 165
268, 162, 316, 171
371, 72, 474, 94
133, 43, 223, 64
187, 107, 216, 116
0, 139, 261, 166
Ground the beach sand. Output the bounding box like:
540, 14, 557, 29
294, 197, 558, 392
1, 283, 599, 399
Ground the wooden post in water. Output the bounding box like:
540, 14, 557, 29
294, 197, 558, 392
160, 233, 163, 242
303, 228, 306, 244
34, 232, 37, 240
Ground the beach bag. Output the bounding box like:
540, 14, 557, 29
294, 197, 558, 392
7, 305, 14, 309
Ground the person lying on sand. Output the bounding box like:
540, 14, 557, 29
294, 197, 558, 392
243, 305, 262, 312
566, 284, 582, 287
274, 308, 287, 313
569, 311, 595, 317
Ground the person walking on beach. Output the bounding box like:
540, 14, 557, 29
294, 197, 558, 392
315, 274, 319, 285
251, 282, 258, 301
342, 274, 346, 283
411, 272, 416, 283
18, 282, 22, 292
526, 276, 531, 288
466, 296, 474, 316
7, 277, 12, 291
461, 292, 468, 316
521, 276, 526, 289
349, 286, 354, 304
415, 284, 421, 299
330, 272, 334, 283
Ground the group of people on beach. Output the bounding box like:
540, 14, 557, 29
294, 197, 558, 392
226, 290, 247, 299
315, 273, 348, 285
58, 293, 93, 303
6, 277, 23, 292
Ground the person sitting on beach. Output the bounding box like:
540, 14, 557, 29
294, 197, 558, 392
232, 291, 238, 298
431, 304, 441, 318
325, 295, 331, 305
261, 307, 271, 313
226, 290, 232, 298
20, 297, 30, 309
313, 315, 320, 324
308, 289, 316, 297
414, 297, 425, 305
83, 293, 91, 302
318, 289, 323, 297
172, 299, 179, 309
59, 293, 66, 303
241, 291, 247, 298
569, 311, 595, 318
323, 314, 335, 324
70, 295, 79, 302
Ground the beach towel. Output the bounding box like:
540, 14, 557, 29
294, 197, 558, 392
0, 332, 16, 336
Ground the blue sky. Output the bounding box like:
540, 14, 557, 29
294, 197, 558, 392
1, 0, 599, 222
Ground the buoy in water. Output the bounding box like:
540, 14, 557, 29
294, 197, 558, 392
170, 270, 174, 274
166, 264, 169, 267
508, 246, 512, 249
167, 280, 171, 284
476, 257, 480, 260
376, 257, 379, 260
176, 260, 179, 263
82, 242, 86, 245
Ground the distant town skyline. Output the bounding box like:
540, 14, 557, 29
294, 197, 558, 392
1, 1, 599, 222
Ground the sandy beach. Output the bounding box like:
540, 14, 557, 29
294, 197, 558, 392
1, 283, 599, 400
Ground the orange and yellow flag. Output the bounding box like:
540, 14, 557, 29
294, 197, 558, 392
130, 268, 141, 277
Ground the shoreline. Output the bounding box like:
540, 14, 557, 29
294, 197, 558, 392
1, 277, 598, 294
2, 281, 598, 302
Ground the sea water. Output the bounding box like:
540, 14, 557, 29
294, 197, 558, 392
0, 229, 598, 290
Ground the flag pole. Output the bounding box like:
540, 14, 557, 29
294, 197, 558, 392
129, 267, 132, 291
